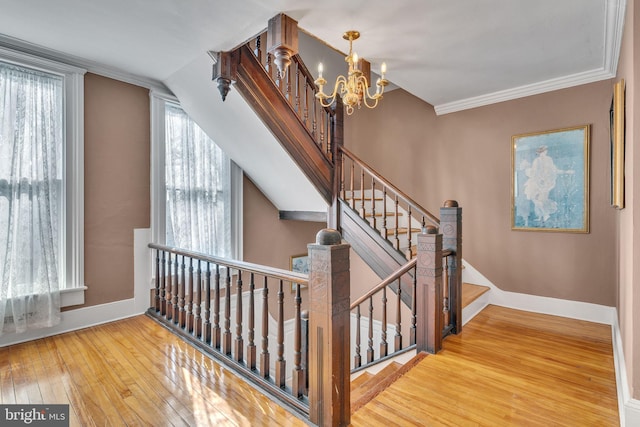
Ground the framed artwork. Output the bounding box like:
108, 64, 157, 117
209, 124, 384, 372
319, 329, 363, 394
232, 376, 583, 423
511, 125, 590, 233
289, 253, 309, 291
610, 79, 625, 209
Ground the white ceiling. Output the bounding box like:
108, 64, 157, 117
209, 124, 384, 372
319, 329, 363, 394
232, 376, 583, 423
0, 0, 626, 114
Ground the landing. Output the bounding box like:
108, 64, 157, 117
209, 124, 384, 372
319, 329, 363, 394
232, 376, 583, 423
351, 304, 619, 426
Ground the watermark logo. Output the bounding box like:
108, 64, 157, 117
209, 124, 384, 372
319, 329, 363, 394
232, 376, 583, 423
1, 405, 69, 426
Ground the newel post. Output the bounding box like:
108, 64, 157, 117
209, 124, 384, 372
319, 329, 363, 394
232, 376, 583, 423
416, 225, 443, 354
308, 229, 350, 427
440, 200, 462, 334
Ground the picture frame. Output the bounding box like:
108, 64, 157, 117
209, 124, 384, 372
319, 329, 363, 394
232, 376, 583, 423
511, 125, 590, 233
610, 79, 625, 209
289, 253, 309, 291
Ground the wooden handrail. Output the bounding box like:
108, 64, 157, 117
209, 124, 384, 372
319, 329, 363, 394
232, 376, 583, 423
339, 146, 439, 226
351, 258, 417, 309
148, 243, 308, 285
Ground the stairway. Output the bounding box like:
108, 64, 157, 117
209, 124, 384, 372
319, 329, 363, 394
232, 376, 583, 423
351, 352, 429, 413
349, 283, 490, 410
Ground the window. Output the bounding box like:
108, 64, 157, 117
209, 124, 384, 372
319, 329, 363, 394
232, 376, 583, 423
0, 49, 85, 333
151, 94, 242, 259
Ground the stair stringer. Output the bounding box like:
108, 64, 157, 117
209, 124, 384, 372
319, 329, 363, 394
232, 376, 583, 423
233, 44, 334, 203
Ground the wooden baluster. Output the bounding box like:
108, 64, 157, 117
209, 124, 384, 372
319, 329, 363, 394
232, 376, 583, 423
360, 168, 366, 218
203, 262, 212, 344
166, 253, 173, 321
212, 264, 221, 349
234, 270, 244, 362
443, 255, 450, 328
312, 97, 317, 142
354, 306, 362, 368
340, 154, 346, 200
286, 62, 292, 103
254, 34, 262, 63
266, 53, 272, 80
380, 288, 388, 358
295, 63, 301, 114
178, 256, 186, 328
223, 267, 232, 355
275, 280, 286, 388
154, 249, 161, 311
394, 195, 400, 250
395, 279, 402, 351
350, 161, 356, 210
160, 250, 167, 316
260, 276, 270, 378
319, 107, 325, 150
371, 179, 377, 230
326, 111, 332, 156
406, 205, 413, 259
367, 297, 374, 364
303, 81, 309, 128
411, 268, 417, 345
292, 282, 304, 398
382, 187, 389, 240
186, 258, 194, 333
193, 259, 202, 336
247, 273, 256, 370
172, 253, 179, 323
301, 310, 309, 396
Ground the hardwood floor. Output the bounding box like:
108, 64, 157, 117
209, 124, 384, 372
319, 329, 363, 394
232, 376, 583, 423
0, 305, 619, 426
351, 305, 619, 426
0, 316, 306, 426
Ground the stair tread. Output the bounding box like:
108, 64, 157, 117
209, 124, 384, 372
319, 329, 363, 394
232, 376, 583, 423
351, 372, 374, 391
352, 352, 429, 414
393, 227, 421, 235
462, 283, 490, 308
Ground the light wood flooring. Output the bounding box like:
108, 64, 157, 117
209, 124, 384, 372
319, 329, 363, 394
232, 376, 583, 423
352, 304, 619, 426
0, 305, 619, 426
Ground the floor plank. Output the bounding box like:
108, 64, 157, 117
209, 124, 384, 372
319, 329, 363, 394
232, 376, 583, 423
351, 304, 619, 426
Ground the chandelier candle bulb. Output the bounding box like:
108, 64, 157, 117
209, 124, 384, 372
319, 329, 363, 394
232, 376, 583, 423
313, 29, 388, 115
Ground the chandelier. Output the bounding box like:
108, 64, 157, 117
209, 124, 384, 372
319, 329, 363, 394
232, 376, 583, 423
314, 31, 388, 115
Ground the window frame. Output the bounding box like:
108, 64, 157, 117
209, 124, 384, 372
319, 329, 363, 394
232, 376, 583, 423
0, 47, 86, 306
150, 92, 243, 260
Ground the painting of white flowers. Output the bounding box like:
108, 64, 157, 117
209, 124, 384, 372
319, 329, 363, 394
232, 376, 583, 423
511, 125, 590, 233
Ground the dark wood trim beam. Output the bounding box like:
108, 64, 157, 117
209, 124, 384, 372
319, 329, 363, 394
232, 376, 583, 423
233, 45, 333, 203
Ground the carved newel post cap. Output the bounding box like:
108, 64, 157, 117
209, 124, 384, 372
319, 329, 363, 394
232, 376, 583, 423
423, 225, 438, 234
443, 200, 459, 208
316, 228, 342, 245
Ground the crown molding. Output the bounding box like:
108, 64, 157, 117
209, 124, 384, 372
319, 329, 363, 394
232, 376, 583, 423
434, 0, 626, 115
0, 33, 174, 96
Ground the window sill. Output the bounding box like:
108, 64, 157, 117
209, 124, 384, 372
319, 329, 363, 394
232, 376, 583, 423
61, 286, 87, 308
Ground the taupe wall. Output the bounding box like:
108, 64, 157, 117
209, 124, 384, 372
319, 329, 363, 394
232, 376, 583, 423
83, 73, 150, 307
242, 175, 324, 268
616, 0, 640, 400
346, 81, 616, 307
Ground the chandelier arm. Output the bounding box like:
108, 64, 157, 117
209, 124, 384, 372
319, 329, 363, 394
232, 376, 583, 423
355, 75, 385, 109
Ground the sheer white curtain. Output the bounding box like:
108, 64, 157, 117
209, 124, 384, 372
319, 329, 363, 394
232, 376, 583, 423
0, 62, 63, 334
165, 104, 231, 257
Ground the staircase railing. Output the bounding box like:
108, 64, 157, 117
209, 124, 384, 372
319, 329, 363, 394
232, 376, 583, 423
338, 146, 439, 259
147, 243, 310, 415
350, 222, 460, 370
246, 32, 335, 162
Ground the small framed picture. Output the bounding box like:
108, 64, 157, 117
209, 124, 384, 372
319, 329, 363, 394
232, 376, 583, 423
289, 253, 309, 292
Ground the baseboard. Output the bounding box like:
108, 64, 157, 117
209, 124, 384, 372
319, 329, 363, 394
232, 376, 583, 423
0, 298, 144, 347
612, 314, 640, 427
462, 260, 616, 325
